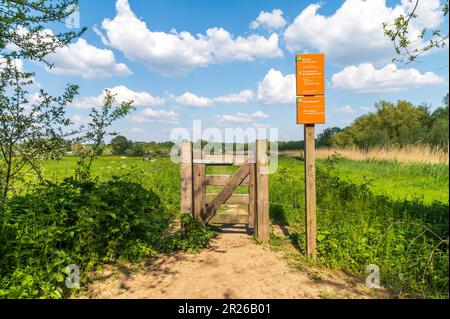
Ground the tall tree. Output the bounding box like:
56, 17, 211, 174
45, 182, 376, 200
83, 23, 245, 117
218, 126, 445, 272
0, 0, 85, 200
110, 135, 132, 155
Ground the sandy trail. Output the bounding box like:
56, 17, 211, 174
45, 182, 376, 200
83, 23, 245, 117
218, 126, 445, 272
81, 226, 385, 299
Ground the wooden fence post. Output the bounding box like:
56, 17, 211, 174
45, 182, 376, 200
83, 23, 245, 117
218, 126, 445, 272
304, 125, 317, 259
193, 163, 206, 220
180, 141, 193, 215
256, 140, 269, 242
248, 162, 256, 229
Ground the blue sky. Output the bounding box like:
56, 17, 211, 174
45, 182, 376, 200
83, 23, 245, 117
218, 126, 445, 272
22, 0, 449, 142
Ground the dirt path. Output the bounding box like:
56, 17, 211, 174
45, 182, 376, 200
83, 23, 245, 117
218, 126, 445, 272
80, 226, 386, 299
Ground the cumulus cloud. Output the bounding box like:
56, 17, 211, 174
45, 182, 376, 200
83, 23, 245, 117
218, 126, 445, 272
131, 108, 179, 125
173, 90, 255, 107
46, 38, 132, 78
97, 0, 283, 76
251, 9, 287, 30
71, 85, 165, 109
213, 90, 255, 104
174, 92, 214, 107
337, 105, 354, 113
257, 68, 295, 104
220, 111, 269, 123
331, 63, 444, 93
284, 0, 444, 64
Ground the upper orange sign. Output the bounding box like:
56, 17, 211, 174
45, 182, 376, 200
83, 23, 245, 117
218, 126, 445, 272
296, 53, 325, 96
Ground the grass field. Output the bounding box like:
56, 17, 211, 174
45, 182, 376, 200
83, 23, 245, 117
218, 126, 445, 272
44, 155, 448, 203
320, 158, 449, 204
39, 154, 449, 298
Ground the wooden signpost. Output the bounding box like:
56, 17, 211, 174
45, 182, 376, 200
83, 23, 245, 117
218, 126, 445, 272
296, 53, 325, 259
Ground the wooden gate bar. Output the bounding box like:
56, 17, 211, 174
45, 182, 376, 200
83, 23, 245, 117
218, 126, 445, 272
180, 142, 193, 215
206, 175, 250, 186
206, 193, 250, 205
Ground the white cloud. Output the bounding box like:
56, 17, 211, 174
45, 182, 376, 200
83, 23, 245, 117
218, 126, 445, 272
46, 37, 132, 78
337, 105, 354, 113
220, 111, 268, 123
72, 85, 165, 109
173, 89, 255, 107
257, 68, 295, 104
97, 0, 283, 76
131, 108, 179, 125
251, 9, 287, 30
213, 90, 255, 104
331, 63, 444, 93
174, 92, 214, 107
284, 0, 444, 64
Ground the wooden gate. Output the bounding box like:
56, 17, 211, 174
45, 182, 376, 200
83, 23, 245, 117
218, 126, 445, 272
180, 140, 270, 242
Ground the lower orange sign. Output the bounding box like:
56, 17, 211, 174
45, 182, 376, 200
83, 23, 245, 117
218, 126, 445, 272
297, 95, 325, 124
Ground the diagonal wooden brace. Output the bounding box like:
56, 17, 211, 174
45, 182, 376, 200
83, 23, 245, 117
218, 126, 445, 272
203, 164, 250, 223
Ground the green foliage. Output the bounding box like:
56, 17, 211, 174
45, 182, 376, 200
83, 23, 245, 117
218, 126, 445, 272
110, 135, 133, 155
0, 173, 174, 298
0, 60, 79, 201
0, 0, 85, 64
278, 140, 304, 151
1, 0, 85, 201
158, 214, 217, 254
271, 156, 449, 298
317, 127, 342, 147
75, 91, 134, 182
331, 98, 449, 150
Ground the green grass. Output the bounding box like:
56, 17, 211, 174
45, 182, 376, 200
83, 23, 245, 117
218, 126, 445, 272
323, 158, 449, 204
39, 155, 448, 298
271, 156, 448, 298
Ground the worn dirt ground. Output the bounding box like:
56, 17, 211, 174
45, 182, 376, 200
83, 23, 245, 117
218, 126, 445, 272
79, 225, 388, 299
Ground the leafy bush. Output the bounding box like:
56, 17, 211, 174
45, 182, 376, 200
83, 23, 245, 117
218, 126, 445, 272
0, 176, 174, 298
271, 156, 449, 298
158, 214, 218, 254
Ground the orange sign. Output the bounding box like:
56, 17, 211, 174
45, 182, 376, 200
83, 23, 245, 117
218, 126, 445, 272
296, 53, 325, 96
297, 96, 325, 124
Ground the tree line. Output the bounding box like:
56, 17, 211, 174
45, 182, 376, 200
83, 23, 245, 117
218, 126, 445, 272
328, 95, 449, 150
279, 95, 449, 151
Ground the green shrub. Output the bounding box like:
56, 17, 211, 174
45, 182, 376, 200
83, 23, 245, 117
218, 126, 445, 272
271, 156, 449, 298
158, 214, 218, 254
0, 176, 173, 298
